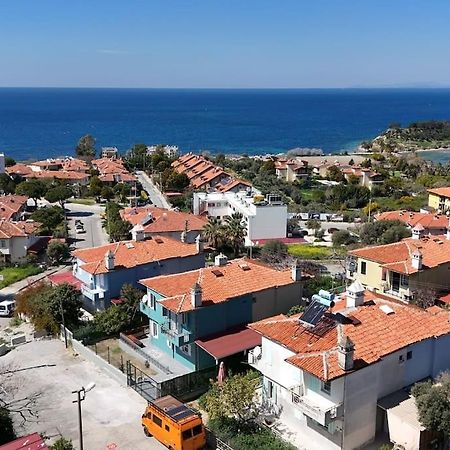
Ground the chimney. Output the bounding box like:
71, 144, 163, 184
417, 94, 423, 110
412, 249, 423, 270
447, 218, 450, 240
412, 224, 425, 240
191, 283, 202, 308
214, 253, 228, 266
104, 250, 115, 271
291, 262, 302, 282
195, 234, 204, 253
180, 230, 187, 243
346, 280, 365, 308
131, 224, 145, 241
337, 325, 355, 371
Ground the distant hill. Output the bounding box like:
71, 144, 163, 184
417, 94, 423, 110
362, 120, 450, 152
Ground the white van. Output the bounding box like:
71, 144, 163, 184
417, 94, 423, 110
0, 300, 15, 317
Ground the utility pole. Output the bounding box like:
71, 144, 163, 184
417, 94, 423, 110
72, 383, 95, 450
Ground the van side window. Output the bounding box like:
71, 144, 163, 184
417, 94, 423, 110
192, 425, 202, 436
152, 414, 162, 427
165, 425, 170, 432
182, 429, 192, 440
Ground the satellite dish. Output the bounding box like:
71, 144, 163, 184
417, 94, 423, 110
253, 346, 262, 358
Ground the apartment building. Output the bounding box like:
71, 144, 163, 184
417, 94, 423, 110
428, 187, 450, 213
192, 191, 287, 246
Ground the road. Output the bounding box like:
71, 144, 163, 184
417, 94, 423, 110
2, 339, 165, 449
66, 202, 108, 249
135, 171, 171, 209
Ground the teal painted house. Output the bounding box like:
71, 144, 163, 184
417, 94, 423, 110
140, 255, 303, 372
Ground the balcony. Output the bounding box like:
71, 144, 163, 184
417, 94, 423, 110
160, 320, 190, 347
81, 284, 106, 301
290, 386, 342, 426
247, 347, 263, 370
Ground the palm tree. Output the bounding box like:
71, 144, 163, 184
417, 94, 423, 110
202, 217, 224, 249
224, 212, 246, 257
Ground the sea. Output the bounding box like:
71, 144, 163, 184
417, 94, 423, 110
1, 88, 450, 161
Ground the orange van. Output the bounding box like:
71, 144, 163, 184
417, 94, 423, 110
142, 395, 207, 450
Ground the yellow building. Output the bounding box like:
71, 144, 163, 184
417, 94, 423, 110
347, 233, 450, 301
428, 187, 450, 212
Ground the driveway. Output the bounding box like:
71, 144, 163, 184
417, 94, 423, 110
1, 339, 165, 449
66, 203, 108, 249
135, 171, 171, 209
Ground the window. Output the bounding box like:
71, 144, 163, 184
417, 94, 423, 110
150, 320, 159, 338
165, 425, 170, 432
181, 313, 187, 325
400, 274, 409, 288
407, 350, 413, 360
149, 293, 156, 310
360, 261, 367, 275
180, 344, 191, 356
162, 307, 168, 317
0, 240, 6, 248
321, 380, 331, 395
399, 355, 405, 364
182, 429, 192, 440
152, 414, 162, 427
192, 425, 203, 436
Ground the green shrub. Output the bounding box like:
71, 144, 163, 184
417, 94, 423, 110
287, 245, 332, 260
73, 323, 104, 344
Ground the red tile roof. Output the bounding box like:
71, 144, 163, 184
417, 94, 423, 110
121, 206, 207, 233
140, 258, 297, 313
6, 164, 34, 177
48, 271, 82, 290
195, 326, 262, 359
73, 236, 199, 275
428, 187, 450, 198
216, 178, 251, 193
250, 291, 450, 381
0, 195, 28, 220
0, 220, 40, 238
0, 433, 48, 450
376, 210, 448, 230
191, 168, 226, 189
349, 236, 450, 274
25, 170, 89, 181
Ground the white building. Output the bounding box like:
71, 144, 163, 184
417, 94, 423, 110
0, 220, 41, 263
248, 282, 450, 450
0, 153, 5, 174
147, 145, 179, 159
192, 191, 287, 246
101, 147, 119, 159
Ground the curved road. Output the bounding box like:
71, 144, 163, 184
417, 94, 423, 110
135, 171, 171, 209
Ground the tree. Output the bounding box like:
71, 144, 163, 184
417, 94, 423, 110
224, 213, 246, 257
94, 305, 130, 335
100, 186, 114, 201
15, 283, 82, 333
108, 218, 132, 242
332, 230, 356, 247
201, 371, 260, 422
305, 219, 321, 230
161, 169, 190, 191
50, 438, 75, 450
412, 372, 450, 436
88, 176, 103, 197
359, 220, 411, 245
5, 157, 16, 167
0, 174, 16, 194
45, 185, 73, 207
412, 287, 438, 309
16, 179, 47, 204
31, 206, 65, 233
260, 240, 289, 265
259, 160, 276, 175
75, 134, 96, 157
0, 407, 15, 445
326, 165, 345, 182
121, 283, 144, 321
286, 304, 305, 316
202, 217, 224, 249
47, 241, 71, 265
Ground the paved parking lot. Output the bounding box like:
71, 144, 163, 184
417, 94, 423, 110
1, 339, 165, 450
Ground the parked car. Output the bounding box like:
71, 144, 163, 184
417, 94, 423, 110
0, 300, 15, 317
142, 395, 206, 450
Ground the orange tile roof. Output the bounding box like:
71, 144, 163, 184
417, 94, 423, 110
99, 172, 136, 183
25, 170, 89, 181
250, 292, 450, 381
72, 236, 199, 275
376, 210, 448, 230
6, 164, 34, 177
121, 206, 207, 233
428, 187, 450, 198
191, 168, 226, 189
0, 195, 29, 220
349, 236, 450, 274
0, 220, 40, 238
140, 258, 297, 313
171, 153, 197, 169
216, 178, 251, 193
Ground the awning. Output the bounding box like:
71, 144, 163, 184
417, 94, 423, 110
48, 272, 81, 291
195, 326, 261, 360
0, 432, 48, 450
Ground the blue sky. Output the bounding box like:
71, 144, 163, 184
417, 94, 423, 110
1, 0, 450, 88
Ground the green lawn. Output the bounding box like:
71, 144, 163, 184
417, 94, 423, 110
68, 198, 96, 206
0, 265, 43, 289
288, 244, 343, 260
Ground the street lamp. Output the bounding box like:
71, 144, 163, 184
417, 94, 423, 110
72, 382, 95, 450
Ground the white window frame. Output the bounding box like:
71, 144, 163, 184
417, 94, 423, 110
150, 320, 159, 338
149, 293, 156, 310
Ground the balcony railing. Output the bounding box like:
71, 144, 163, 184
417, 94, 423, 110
290, 387, 342, 426
160, 320, 190, 346
247, 347, 262, 367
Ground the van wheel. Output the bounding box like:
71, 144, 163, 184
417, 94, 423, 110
143, 427, 152, 437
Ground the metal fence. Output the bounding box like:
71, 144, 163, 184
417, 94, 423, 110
126, 360, 161, 402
